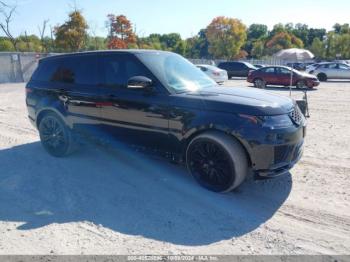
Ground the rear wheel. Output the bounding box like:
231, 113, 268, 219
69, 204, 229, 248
186, 132, 248, 193
254, 78, 266, 88
317, 73, 327, 82
39, 113, 74, 157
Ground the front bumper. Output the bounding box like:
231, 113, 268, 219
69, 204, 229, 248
307, 79, 320, 87
243, 123, 306, 179
254, 139, 304, 178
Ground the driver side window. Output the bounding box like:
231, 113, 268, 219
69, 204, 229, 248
103, 55, 153, 89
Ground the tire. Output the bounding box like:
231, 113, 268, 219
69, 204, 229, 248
186, 131, 248, 193
296, 80, 307, 89
38, 112, 75, 157
254, 78, 266, 88
317, 73, 327, 82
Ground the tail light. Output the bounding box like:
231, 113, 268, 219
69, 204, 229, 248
213, 71, 220, 76
25, 87, 33, 94
248, 70, 253, 76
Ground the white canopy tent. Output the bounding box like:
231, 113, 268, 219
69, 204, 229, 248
274, 48, 315, 60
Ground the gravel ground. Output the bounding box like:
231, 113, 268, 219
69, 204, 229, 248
0, 81, 349, 255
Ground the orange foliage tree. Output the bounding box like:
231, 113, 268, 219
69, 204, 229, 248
265, 31, 303, 55
106, 14, 136, 49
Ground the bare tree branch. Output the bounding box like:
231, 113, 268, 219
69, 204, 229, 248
0, 4, 18, 50
0, 1, 8, 7
38, 19, 49, 52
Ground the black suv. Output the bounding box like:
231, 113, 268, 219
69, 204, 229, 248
26, 50, 306, 193
218, 61, 257, 78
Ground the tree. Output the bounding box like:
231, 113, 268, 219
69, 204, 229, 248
185, 29, 210, 59
54, 10, 88, 52
247, 24, 268, 40
86, 36, 106, 50
206, 16, 246, 59
106, 14, 136, 49
310, 38, 325, 59
251, 40, 265, 58
0, 37, 14, 51
159, 33, 182, 50
245, 24, 268, 56
0, 4, 18, 50
265, 31, 303, 55
16, 34, 42, 52
173, 39, 186, 56
307, 28, 326, 47
326, 32, 350, 59
292, 23, 309, 46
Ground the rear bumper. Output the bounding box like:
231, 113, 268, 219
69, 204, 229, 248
212, 75, 228, 83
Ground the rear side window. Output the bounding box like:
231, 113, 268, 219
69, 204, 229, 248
262, 67, 275, 73
32, 55, 97, 85
51, 56, 97, 85
218, 62, 228, 69
31, 59, 60, 82
276, 67, 290, 74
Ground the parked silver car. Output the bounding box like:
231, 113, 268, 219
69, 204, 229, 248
196, 64, 228, 84
307, 62, 350, 81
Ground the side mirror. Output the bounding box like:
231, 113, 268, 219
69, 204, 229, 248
127, 76, 153, 90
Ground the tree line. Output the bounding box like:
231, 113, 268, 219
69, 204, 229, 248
0, 2, 349, 60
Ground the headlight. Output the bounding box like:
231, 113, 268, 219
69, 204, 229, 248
259, 115, 293, 129
239, 114, 293, 129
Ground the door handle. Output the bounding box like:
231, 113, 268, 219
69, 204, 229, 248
59, 95, 68, 102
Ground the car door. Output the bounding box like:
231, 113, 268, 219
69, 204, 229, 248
236, 63, 247, 77
325, 63, 338, 78
98, 53, 171, 151
276, 67, 293, 86
49, 55, 102, 131
261, 67, 276, 84
337, 63, 350, 79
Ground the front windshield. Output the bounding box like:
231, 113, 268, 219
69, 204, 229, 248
136, 52, 217, 93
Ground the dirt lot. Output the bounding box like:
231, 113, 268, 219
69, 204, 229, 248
0, 81, 349, 255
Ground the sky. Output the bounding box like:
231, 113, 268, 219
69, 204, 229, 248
5, 0, 350, 38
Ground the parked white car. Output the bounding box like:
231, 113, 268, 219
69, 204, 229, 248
196, 64, 228, 84
307, 62, 350, 81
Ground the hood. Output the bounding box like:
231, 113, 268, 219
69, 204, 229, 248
299, 72, 318, 79
182, 87, 294, 116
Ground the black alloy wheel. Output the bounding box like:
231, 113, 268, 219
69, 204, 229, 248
39, 113, 73, 157
187, 139, 234, 192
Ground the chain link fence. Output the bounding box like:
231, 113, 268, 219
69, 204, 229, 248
0, 52, 317, 84
0, 52, 55, 84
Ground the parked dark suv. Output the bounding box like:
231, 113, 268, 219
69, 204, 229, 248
218, 61, 257, 78
26, 50, 306, 193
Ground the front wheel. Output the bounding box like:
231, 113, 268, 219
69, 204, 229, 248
254, 78, 266, 88
186, 132, 248, 193
39, 113, 75, 157
296, 80, 307, 89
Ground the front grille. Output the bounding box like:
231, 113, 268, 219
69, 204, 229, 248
289, 105, 303, 126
